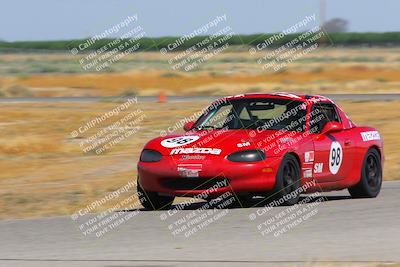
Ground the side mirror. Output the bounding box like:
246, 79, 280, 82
322, 121, 343, 135
183, 121, 195, 131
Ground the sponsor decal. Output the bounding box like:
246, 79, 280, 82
179, 155, 206, 161
314, 162, 323, 173
279, 137, 294, 144
161, 136, 199, 148
360, 131, 380, 142
329, 141, 342, 174
170, 147, 222, 155
303, 168, 313, 178
304, 151, 315, 163
237, 141, 251, 148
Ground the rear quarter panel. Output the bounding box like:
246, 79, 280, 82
346, 126, 384, 187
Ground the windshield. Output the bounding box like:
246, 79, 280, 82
194, 98, 307, 132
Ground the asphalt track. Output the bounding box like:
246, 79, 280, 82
0, 94, 400, 103
0, 181, 399, 267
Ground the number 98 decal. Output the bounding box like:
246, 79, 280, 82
161, 136, 200, 148
329, 141, 343, 174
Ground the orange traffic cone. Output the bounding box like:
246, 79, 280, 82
158, 91, 167, 103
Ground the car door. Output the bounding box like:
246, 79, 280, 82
310, 103, 354, 183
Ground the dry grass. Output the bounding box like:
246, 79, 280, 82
0, 100, 399, 219
0, 101, 201, 219
1, 48, 400, 97
339, 101, 400, 180
10, 67, 400, 96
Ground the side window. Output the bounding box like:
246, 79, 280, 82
310, 103, 340, 134
239, 108, 251, 120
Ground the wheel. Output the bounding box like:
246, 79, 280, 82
137, 177, 175, 210
270, 154, 301, 205
348, 148, 382, 198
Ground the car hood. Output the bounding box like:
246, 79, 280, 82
143, 129, 303, 157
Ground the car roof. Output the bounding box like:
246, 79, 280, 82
224, 92, 334, 103
210, 92, 353, 129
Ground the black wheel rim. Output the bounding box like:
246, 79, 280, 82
282, 160, 298, 195
365, 154, 381, 190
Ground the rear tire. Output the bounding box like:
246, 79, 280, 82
270, 154, 301, 205
348, 148, 382, 198
137, 178, 175, 210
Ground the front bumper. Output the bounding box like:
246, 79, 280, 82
137, 155, 282, 197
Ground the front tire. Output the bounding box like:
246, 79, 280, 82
270, 154, 301, 205
137, 178, 175, 210
348, 148, 382, 198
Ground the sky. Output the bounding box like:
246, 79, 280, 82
0, 0, 399, 41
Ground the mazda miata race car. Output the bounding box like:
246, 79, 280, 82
137, 93, 383, 210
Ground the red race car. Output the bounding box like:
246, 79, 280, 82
137, 93, 383, 210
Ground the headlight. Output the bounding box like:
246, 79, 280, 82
227, 150, 266, 162
140, 149, 162, 162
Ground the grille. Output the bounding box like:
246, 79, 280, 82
162, 178, 229, 191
